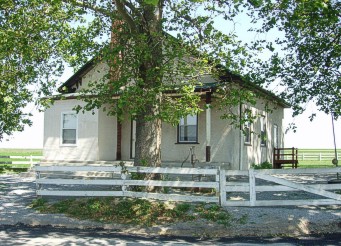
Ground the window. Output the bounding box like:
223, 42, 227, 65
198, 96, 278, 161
244, 113, 252, 144
273, 124, 278, 148
178, 115, 198, 143
61, 113, 77, 145
260, 116, 266, 146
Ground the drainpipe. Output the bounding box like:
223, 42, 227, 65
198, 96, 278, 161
116, 119, 122, 160
239, 102, 243, 170
206, 92, 212, 163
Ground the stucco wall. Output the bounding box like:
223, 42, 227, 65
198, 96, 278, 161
98, 108, 117, 161
43, 100, 99, 161
43, 97, 285, 169
73, 62, 110, 92
161, 98, 285, 170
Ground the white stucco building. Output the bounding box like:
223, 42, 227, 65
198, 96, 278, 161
43, 60, 290, 170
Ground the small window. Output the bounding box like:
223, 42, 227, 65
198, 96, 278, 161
178, 115, 198, 143
260, 116, 266, 146
244, 113, 252, 144
61, 113, 77, 145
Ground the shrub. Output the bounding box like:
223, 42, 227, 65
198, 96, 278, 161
251, 161, 273, 169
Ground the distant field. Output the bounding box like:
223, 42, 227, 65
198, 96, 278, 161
0, 149, 43, 173
0, 149, 42, 156
284, 148, 340, 168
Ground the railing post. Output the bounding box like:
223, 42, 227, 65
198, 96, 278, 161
219, 168, 227, 206
249, 168, 256, 206
120, 165, 127, 192
35, 164, 41, 198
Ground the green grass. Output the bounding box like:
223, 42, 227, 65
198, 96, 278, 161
30, 198, 246, 228
298, 160, 336, 168
0, 148, 42, 156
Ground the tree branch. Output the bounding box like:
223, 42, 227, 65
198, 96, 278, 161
63, 0, 113, 17
114, 0, 137, 32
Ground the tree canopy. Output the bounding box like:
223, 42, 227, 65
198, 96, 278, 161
1, 0, 340, 150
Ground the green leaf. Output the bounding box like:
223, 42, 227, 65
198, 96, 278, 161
143, 0, 159, 6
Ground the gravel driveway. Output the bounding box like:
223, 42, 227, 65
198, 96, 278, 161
1, 173, 341, 238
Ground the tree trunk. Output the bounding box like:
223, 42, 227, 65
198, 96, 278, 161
134, 106, 162, 168
132, 4, 163, 172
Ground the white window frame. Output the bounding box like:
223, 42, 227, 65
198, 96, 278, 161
60, 112, 78, 146
260, 116, 266, 147
178, 114, 198, 143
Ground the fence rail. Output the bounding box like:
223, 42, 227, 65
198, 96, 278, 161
0, 156, 43, 168
296, 153, 340, 161
35, 165, 341, 207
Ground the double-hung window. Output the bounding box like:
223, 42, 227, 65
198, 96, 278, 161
260, 116, 266, 146
178, 115, 198, 143
61, 113, 77, 145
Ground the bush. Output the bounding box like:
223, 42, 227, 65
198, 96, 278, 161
251, 161, 273, 169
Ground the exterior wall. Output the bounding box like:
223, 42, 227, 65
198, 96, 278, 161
98, 109, 117, 161
43, 97, 285, 169
161, 101, 240, 169
241, 99, 285, 169
161, 98, 285, 170
74, 63, 109, 92
43, 100, 99, 161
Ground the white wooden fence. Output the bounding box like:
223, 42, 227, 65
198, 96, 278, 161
297, 152, 340, 161
0, 156, 43, 168
35, 165, 341, 207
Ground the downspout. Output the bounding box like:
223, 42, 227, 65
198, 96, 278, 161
206, 92, 212, 163
116, 119, 122, 160
239, 102, 243, 170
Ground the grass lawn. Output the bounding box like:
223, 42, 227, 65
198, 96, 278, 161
0, 149, 42, 156
298, 160, 336, 168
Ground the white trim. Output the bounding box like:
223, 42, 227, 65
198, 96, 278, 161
206, 104, 211, 146
273, 124, 279, 148
60, 111, 78, 146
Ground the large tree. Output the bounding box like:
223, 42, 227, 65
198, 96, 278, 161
1, 0, 340, 167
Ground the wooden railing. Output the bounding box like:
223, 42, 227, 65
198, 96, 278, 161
273, 147, 298, 169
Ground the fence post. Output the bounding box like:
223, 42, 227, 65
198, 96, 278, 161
35, 164, 41, 198
30, 155, 33, 168
249, 168, 256, 206
219, 168, 227, 206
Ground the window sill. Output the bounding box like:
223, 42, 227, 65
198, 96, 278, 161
175, 142, 200, 144
60, 144, 77, 147
244, 143, 252, 146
